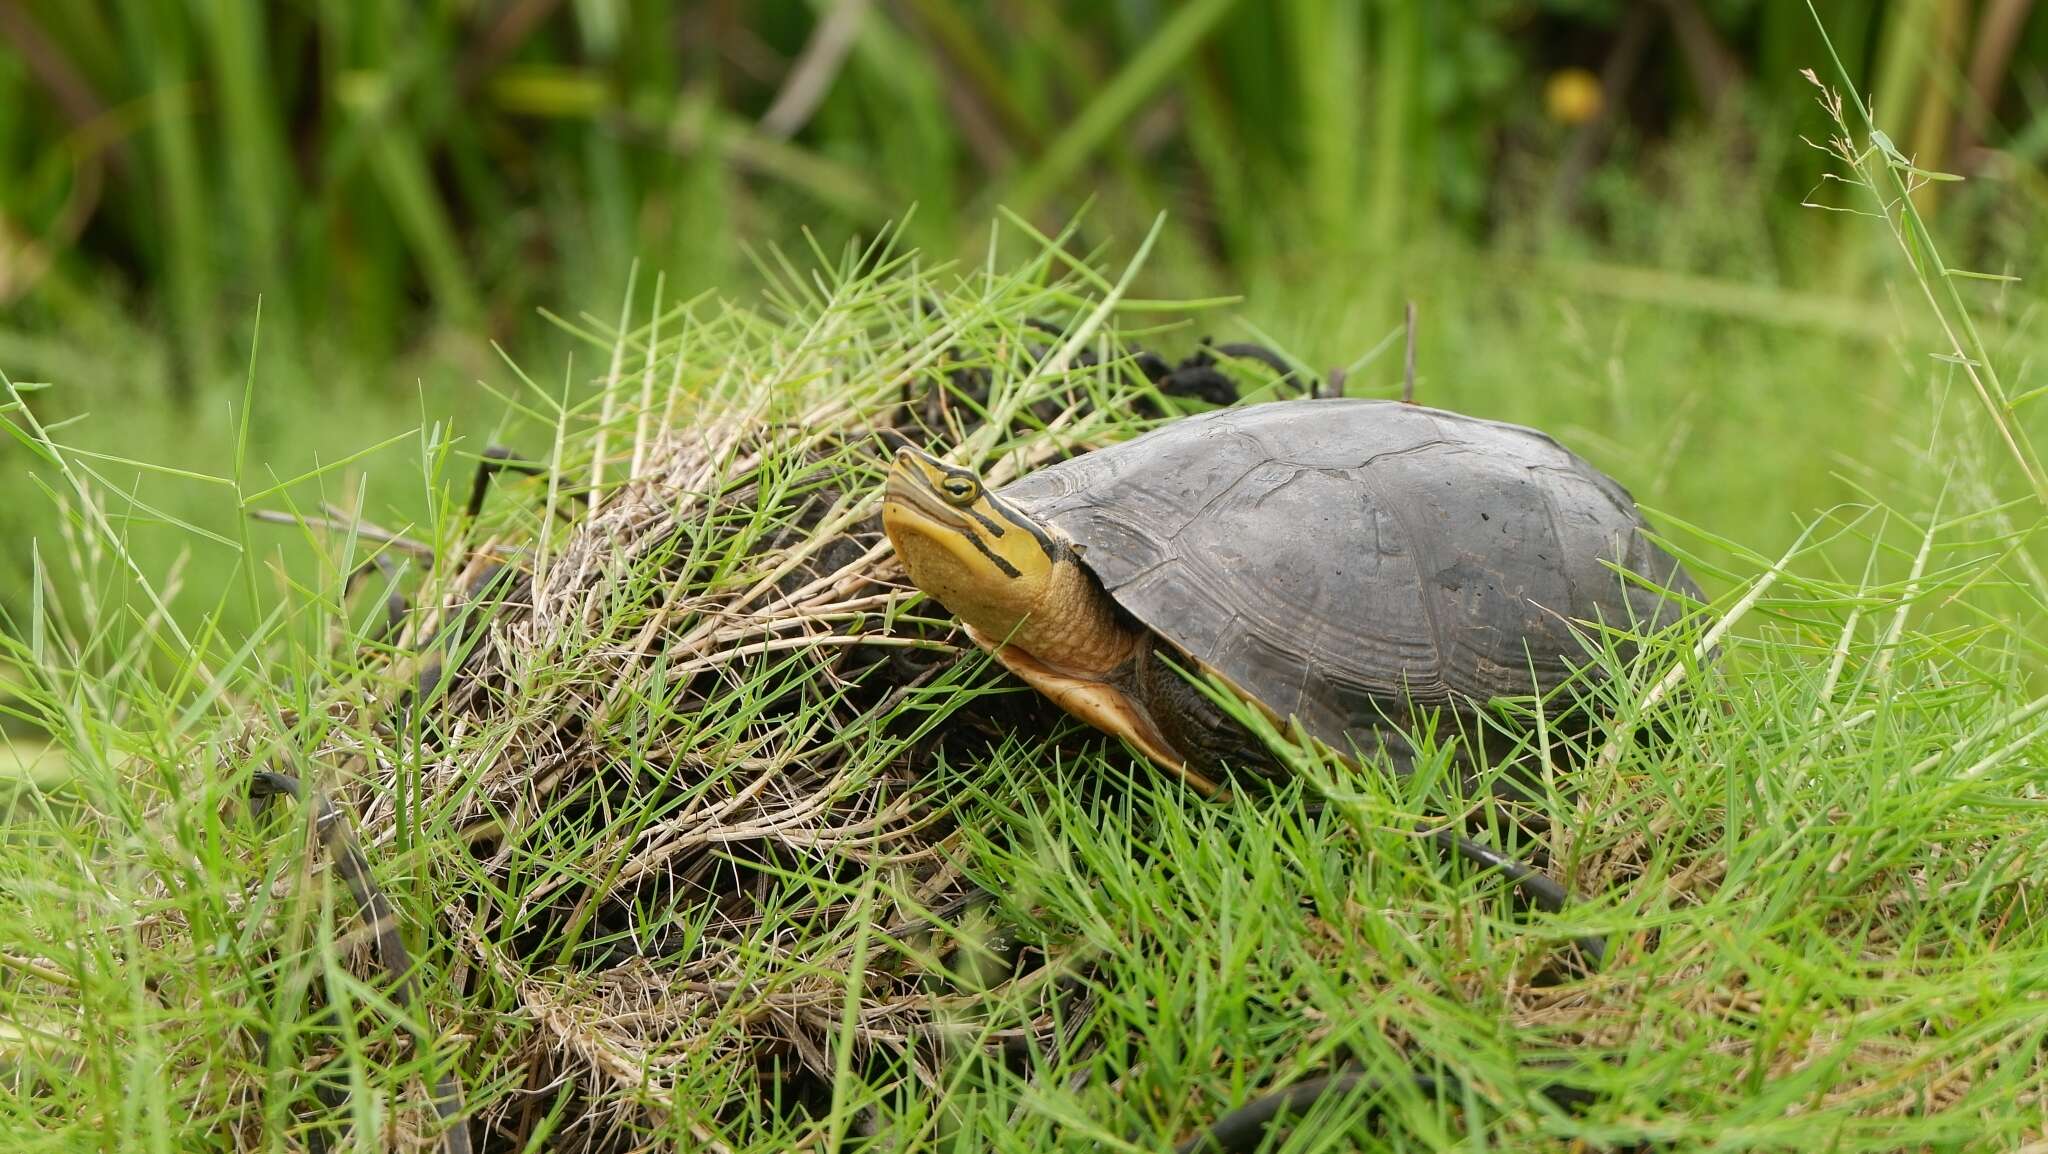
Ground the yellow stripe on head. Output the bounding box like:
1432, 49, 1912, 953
883, 445, 1060, 631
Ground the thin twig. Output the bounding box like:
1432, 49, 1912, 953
248, 509, 437, 558
1401, 300, 1418, 404
759, 0, 871, 140
590, 261, 640, 513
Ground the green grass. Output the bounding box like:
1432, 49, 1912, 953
7, 185, 2034, 661
1, 178, 2044, 1153
5, 11, 2048, 1141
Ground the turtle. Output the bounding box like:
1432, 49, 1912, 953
881, 396, 1702, 796
884, 395, 1703, 1151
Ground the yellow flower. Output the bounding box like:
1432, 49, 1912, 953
1545, 68, 1604, 125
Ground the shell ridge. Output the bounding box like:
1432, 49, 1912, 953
1530, 461, 1638, 516
1172, 446, 1268, 534
1345, 460, 1450, 697
1348, 437, 1451, 471
1529, 467, 1583, 633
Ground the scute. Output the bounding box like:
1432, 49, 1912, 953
996, 398, 1701, 756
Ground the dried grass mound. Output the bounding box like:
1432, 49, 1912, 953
251, 243, 1282, 1151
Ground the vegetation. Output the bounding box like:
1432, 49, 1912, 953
1, 3, 2046, 1153
6, 2, 2048, 369
5, 1, 2048, 634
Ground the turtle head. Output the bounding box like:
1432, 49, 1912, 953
883, 447, 1062, 638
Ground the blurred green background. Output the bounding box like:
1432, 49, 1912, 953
3, 0, 2047, 642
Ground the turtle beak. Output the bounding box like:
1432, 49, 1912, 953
885, 447, 967, 527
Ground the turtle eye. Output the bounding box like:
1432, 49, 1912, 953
939, 475, 979, 506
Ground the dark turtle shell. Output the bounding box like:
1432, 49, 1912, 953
995, 398, 1701, 756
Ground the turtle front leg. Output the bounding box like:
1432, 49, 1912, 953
969, 626, 1222, 795
1123, 640, 1286, 788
